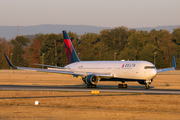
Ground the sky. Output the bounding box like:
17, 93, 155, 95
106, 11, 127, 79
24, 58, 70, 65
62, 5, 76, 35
0, 0, 180, 28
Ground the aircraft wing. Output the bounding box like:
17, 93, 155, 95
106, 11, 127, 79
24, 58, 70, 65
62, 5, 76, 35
156, 55, 176, 73
34, 63, 65, 69
156, 67, 175, 73
18, 67, 113, 78
4, 54, 113, 78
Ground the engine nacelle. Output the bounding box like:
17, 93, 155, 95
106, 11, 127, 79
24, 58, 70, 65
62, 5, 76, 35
138, 81, 146, 85
138, 79, 153, 85
85, 74, 99, 85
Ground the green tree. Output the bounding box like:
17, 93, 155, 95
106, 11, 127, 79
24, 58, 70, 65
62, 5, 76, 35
172, 27, 180, 45
0, 37, 12, 69
100, 26, 129, 60
29, 37, 42, 67
11, 36, 30, 66
40, 33, 59, 66
119, 47, 137, 60
79, 33, 100, 61
138, 44, 157, 64
172, 27, 180, 69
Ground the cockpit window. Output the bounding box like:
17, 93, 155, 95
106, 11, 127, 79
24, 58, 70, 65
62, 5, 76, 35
144, 66, 155, 69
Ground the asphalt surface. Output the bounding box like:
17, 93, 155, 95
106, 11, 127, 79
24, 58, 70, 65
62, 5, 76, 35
1, 85, 180, 94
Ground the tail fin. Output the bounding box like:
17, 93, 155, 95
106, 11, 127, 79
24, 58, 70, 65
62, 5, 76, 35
63, 30, 80, 64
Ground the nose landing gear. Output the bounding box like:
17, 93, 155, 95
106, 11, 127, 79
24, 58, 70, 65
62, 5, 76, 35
145, 83, 150, 89
138, 80, 151, 89
145, 85, 150, 89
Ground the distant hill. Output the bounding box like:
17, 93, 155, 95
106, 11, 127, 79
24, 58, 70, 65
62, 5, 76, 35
134, 25, 180, 33
0, 24, 180, 40
0, 24, 110, 40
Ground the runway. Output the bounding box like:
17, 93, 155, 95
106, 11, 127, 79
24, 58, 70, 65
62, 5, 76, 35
1, 85, 180, 94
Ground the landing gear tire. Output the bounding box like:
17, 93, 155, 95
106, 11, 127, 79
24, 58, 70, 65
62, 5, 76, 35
118, 84, 122, 88
118, 84, 127, 88
145, 85, 150, 89
87, 85, 96, 88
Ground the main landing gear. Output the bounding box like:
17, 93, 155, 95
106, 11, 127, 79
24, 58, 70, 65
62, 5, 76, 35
118, 84, 128, 88
87, 84, 96, 88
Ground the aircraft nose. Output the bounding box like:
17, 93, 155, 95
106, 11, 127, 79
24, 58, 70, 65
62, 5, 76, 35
151, 69, 157, 77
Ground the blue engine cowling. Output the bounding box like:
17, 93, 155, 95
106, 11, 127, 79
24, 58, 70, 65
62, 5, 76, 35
85, 74, 99, 85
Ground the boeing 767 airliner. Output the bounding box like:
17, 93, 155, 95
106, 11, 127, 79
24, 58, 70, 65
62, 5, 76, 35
4, 30, 176, 89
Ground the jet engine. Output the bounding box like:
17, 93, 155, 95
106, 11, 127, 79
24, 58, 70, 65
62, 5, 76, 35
85, 74, 99, 85
138, 81, 146, 85
138, 79, 153, 85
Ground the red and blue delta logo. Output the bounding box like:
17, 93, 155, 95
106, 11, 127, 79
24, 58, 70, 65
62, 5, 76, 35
122, 64, 125, 68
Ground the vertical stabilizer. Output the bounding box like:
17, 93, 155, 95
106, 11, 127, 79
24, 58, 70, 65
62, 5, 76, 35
63, 30, 80, 64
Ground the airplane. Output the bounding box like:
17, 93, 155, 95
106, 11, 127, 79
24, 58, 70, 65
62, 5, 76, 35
4, 30, 176, 89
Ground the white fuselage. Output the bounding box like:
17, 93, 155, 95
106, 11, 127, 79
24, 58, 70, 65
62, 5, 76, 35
65, 61, 157, 81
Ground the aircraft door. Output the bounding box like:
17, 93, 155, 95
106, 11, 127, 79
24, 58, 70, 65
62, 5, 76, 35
134, 64, 140, 77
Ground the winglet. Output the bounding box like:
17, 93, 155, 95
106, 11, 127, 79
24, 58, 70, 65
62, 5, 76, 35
4, 54, 17, 68
172, 55, 176, 68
